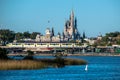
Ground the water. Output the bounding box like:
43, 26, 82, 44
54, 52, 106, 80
0, 56, 120, 80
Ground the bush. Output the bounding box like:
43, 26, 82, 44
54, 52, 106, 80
23, 50, 34, 60
0, 48, 9, 60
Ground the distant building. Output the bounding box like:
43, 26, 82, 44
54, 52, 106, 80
36, 28, 51, 42
97, 33, 102, 40
36, 28, 61, 42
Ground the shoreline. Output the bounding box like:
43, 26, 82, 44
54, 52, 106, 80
7, 53, 120, 56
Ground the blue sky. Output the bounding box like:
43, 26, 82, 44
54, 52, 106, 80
0, 0, 120, 37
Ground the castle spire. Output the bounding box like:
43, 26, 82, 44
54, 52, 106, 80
71, 9, 74, 16
83, 31, 86, 39
71, 10, 74, 20
75, 17, 77, 29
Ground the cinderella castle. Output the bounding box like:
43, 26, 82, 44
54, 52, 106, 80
64, 10, 80, 41
35, 10, 81, 42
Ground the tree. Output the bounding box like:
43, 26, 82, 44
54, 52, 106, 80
102, 31, 120, 45
102, 36, 109, 42
15, 32, 24, 40
23, 50, 34, 60
83, 32, 86, 39
106, 31, 120, 37
0, 29, 15, 45
57, 32, 61, 38
30, 32, 40, 39
23, 31, 30, 38
0, 48, 9, 60
117, 40, 120, 45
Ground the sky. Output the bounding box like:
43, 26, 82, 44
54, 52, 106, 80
0, 0, 120, 37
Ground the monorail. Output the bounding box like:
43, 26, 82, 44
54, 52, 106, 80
7, 42, 85, 48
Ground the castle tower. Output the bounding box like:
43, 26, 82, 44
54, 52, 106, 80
51, 27, 54, 36
70, 10, 75, 40
45, 28, 51, 37
63, 10, 80, 41
70, 10, 74, 29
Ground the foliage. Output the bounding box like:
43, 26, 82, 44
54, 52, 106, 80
54, 57, 65, 67
15, 32, 24, 40
23, 50, 34, 60
30, 32, 40, 39
69, 40, 76, 43
92, 43, 97, 47
102, 36, 109, 42
54, 53, 63, 58
117, 40, 120, 45
23, 31, 31, 38
0, 48, 9, 60
15, 31, 40, 40
106, 31, 120, 37
27, 50, 34, 56
96, 31, 120, 46
0, 29, 15, 45
107, 43, 112, 46
0, 29, 41, 44
75, 42, 83, 46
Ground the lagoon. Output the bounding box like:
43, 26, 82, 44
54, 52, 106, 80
0, 56, 120, 80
